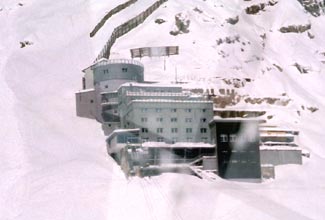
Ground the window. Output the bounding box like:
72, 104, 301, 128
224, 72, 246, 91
200, 118, 207, 123
122, 68, 128, 72
156, 108, 162, 112
171, 117, 177, 122
157, 128, 163, 133
103, 69, 109, 74
185, 108, 192, 113
141, 117, 148, 123
171, 128, 178, 133
172, 137, 178, 143
156, 117, 163, 122
186, 128, 192, 133
141, 108, 148, 112
157, 137, 164, 142
171, 108, 177, 113
185, 118, 192, 123
202, 109, 206, 112
187, 137, 193, 142
200, 128, 207, 133
90, 99, 94, 103
105, 85, 108, 89
141, 128, 148, 133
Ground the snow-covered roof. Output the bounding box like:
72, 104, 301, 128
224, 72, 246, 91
142, 142, 215, 149
130, 99, 212, 104
118, 82, 183, 90
82, 58, 144, 72
106, 128, 140, 141
210, 117, 264, 124
260, 146, 302, 151
75, 88, 95, 93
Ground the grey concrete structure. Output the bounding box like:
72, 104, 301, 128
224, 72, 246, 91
76, 59, 144, 122
75, 89, 97, 119
260, 147, 303, 165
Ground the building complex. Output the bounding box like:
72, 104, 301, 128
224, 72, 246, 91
76, 58, 305, 181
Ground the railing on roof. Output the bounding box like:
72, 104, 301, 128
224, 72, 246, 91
93, 59, 144, 68
126, 91, 188, 97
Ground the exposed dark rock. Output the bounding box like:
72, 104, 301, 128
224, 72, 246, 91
297, 0, 325, 17
246, 4, 266, 14
226, 16, 239, 25
20, 41, 33, 48
216, 35, 240, 45
193, 7, 203, 13
245, 1, 278, 14
307, 106, 319, 113
293, 62, 309, 74
155, 18, 166, 24
170, 12, 190, 36
308, 31, 315, 39
280, 23, 311, 33
273, 64, 283, 72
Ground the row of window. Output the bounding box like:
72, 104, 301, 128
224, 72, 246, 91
141, 128, 208, 133
142, 137, 209, 143
141, 117, 207, 123
141, 108, 208, 113
103, 68, 128, 74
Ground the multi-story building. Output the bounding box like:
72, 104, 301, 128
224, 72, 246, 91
75, 59, 144, 127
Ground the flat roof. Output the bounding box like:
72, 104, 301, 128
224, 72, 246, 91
130, 99, 212, 104
209, 117, 264, 124
106, 128, 140, 141
118, 82, 183, 90
75, 88, 95, 93
142, 142, 215, 149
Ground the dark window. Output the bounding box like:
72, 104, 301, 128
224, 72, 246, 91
157, 137, 164, 142
171, 108, 177, 112
186, 128, 192, 133
201, 118, 207, 123
185, 108, 192, 113
157, 128, 163, 133
122, 68, 128, 72
156, 117, 163, 122
90, 99, 94, 103
171, 118, 177, 122
171, 128, 178, 133
202, 109, 206, 112
200, 128, 207, 133
142, 128, 148, 133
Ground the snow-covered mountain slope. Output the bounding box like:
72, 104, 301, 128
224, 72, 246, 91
0, 0, 324, 219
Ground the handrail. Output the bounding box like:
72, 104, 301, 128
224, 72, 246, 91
93, 59, 144, 68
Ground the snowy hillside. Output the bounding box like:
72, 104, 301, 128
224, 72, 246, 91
0, 0, 324, 219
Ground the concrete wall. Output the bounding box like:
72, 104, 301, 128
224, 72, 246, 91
99, 79, 139, 92
93, 63, 144, 89
260, 149, 302, 165
75, 89, 97, 119
83, 68, 94, 89
123, 101, 213, 143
